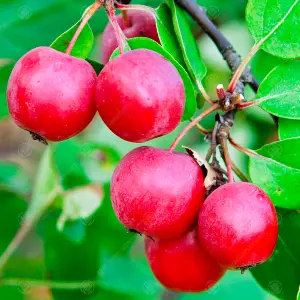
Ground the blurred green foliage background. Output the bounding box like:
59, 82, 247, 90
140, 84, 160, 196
0, 0, 285, 299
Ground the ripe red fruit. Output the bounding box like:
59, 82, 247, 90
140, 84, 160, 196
101, 11, 160, 63
96, 49, 185, 143
198, 182, 278, 269
145, 227, 225, 292
7, 46, 97, 142
111, 146, 206, 239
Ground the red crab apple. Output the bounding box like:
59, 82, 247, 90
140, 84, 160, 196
96, 49, 185, 143
198, 182, 278, 269
145, 227, 226, 292
111, 146, 206, 239
101, 10, 160, 63
7, 46, 97, 142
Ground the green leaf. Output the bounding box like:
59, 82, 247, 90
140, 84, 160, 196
251, 210, 300, 300
246, 0, 300, 58
50, 19, 94, 59
57, 184, 104, 232
110, 37, 197, 120
25, 144, 61, 222
257, 61, 300, 119
100, 257, 162, 296
279, 118, 300, 140
0, 62, 14, 119
156, 3, 186, 67
0, 0, 107, 60
249, 138, 300, 209
166, 0, 207, 82
251, 50, 284, 82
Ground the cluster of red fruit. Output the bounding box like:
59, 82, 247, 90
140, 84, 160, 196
111, 146, 278, 292
6, 11, 279, 293
6, 11, 170, 143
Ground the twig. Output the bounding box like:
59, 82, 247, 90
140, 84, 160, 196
174, 0, 259, 92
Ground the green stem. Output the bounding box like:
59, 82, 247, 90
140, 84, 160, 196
0, 278, 96, 290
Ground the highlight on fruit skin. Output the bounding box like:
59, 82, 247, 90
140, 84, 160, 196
101, 10, 160, 64
96, 49, 185, 143
7, 46, 97, 142
110, 146, 206, 239
198, 182, 278, 269
145, 227, 226, 293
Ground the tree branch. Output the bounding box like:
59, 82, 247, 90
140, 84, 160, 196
174, 0, 259, 93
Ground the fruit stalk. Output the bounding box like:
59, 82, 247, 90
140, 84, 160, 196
65, 0, 104, 55
105, 0, 129, 55
219, 137, 234, 183
169, 103, 219, 152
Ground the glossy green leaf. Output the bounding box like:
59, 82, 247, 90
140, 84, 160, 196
257, 61, 300, 119
251, 50, 284, 82
251, 210, 300, 300
25, 144, 61, 222
166, 0, 207, 82
50, 19, 94, 59
57, 184, 104, 232
249, 138, 300, 209
110, 37, 197, 120
156, 3, 186, 67
0, 62, 14, 119
279, 118, 300, 140
246, 0, 300, 58
0, 0, 107, 60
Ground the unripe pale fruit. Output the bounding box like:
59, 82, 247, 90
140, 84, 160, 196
96, 49, 185, 143
145, 227, 226, 292
101, 11, 160, 63
198, 182, 278, 269
111, 146, 206, 239
7, 46, 97, 142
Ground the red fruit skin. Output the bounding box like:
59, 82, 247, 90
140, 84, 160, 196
96, 49, 185, 143
198, 182, 278, 269
101, 11, 160, 64
145, 228, 226, 292
111, 146, 206, 239
7, 46, 97, 142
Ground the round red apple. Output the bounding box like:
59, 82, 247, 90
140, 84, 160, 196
96, 49, 185, 143
111, 146, 206, 239
145, 227, 226, 292
7, 46, 97, 142
198, 182, 278, 269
